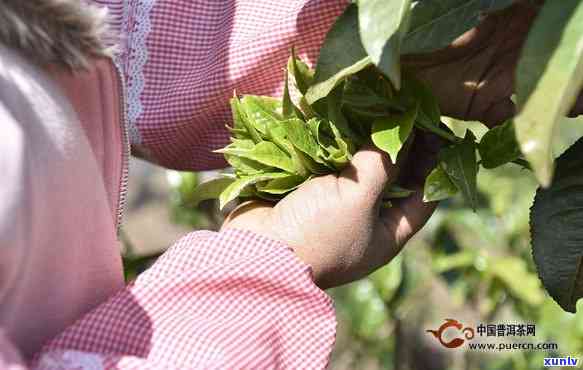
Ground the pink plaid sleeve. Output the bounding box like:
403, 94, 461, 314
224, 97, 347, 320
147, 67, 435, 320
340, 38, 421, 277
91, 0, 348, 171
31, 229, 336, 370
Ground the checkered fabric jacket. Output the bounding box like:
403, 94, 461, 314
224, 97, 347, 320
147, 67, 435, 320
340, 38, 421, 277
27, 1, 347, 369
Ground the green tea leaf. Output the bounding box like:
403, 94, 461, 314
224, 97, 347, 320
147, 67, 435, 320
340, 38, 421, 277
441, 117, 489, 140
257, 175, 307, 195
324, 149, 350, 170
190, 177, 236, 207
307, 117, 325, 147
241, 96, 282, 135
228, 138, 255, 149
231, 96, 262, 143
283, 119, 325, 163
515, 0, 583, 186
225, 154, 270, 175
222, 140, 258, 174
343, 106, 396, 133
343, 75, 396, 110
282, 70, 294, 118
371, 105, 417, 163
218, 141, 296, 174
306, 4, 371, 104
231, 96, 247, 131
402, 0, 513, 55
219, 172, 290, 209
296, 150, 332, 174
358, 0, 412, 89
326, 83, 362, 143
402, 75, 440, 125
530, 137, 583, 312
439, 132, 478, 209
282, 70, 305, 120
299, 96, 319, 120
423, 165, 458, 202
267, 120, 330, 175
288, 48, 315, 95
324, 120, 354, 169
478, 120, 522, 169
227, 126, 251, 140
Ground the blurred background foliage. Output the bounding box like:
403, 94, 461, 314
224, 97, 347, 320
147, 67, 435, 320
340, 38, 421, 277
121, 116, 583, 370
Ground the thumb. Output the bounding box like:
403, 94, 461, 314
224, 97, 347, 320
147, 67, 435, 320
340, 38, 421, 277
340, 146, 399, 200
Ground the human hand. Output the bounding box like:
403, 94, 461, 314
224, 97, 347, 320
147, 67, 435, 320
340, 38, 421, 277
221, 134, 439, 289
404, 0, 583, 126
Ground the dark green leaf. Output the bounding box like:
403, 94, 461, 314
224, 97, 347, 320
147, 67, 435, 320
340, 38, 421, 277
343, 76, 394, 109
478, 120, 522, 169
439, 132, 478, 209
515, 0, 583, 186
358, 0, 412, 89
401, 75, 440, 125
371, 105, 417, 163
402, 0, 513, 55
530, 137, 583, 312
306, 4, 371, 104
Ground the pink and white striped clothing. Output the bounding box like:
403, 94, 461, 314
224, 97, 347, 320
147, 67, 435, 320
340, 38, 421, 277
0, 1, 348, 369
97, 0, 347, 171
34, 229, 336, 369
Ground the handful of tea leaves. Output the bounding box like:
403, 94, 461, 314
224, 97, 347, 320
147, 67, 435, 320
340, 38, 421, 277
189, 0, 583, 315
191, 53, 458, 210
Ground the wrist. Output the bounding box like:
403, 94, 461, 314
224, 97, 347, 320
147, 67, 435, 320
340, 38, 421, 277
289, 244, 326, 288
222, 201, 333, 289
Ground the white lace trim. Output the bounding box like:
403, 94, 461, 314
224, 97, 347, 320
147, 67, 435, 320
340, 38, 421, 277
113, 0, 157, 144
115, 0, 140, 144
126, 0, 157, 144
36, 351, 104, 370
